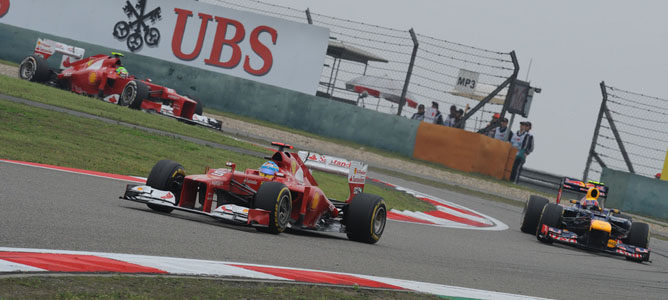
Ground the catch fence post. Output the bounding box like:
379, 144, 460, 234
397, 28, 418, 116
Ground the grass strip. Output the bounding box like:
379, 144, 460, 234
0, 75, 266, 155
0, 100, 432, 211
0, 276, 448, 300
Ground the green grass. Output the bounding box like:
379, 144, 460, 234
0, 100, 433, 212
0, 276, 446, 300
0, 59, 19, 67
0, 75, 266, 155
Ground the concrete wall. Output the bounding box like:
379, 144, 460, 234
601, 168, 668, 220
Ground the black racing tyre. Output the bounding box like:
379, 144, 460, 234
194, 98, 204, 116
520, 195, 549, 234
254, 182, 292, 234
624, 222, 650, 248
18, 55, 51, 82
624, 222, 650, 262
536, 203, 563, 244
345, 193, 387, 244
145, 160, 186, 213
120, 80, 149, 109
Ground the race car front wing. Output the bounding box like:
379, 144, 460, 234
538, 225, 651, 262
120, 184, 269, 227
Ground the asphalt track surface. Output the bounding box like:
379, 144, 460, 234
1, 161, 667, 299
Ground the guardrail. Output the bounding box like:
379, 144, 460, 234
518, 168, 562, 197
518, 168, 593, 201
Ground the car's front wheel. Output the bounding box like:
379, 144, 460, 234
254, 182, 292, 234
624, 222, 650, 262
345, 193, 387, 244
145, 160, 185, 213
520, 195, 549, 234
536, 203, 563, 243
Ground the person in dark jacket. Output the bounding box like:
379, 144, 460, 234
510, 121, 534, 182
411, 104, 425, 121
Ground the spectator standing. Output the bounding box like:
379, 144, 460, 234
492, 117, 512, 141
477, 113, 501, 136
411, 104, 425, 121
510, 121, 534, 182
443, 105, 457, 127
424, 101, 443, 125
454, 108, 468, 129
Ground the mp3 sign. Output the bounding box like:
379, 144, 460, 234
0, 0, 329, 94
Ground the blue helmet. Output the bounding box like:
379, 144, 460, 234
259, 161, 279, 179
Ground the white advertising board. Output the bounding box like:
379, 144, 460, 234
454, 69, 479, 94
0, 0, 329, 94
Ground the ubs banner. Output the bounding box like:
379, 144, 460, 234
0, 0, 329, 94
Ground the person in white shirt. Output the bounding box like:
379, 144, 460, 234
510, 121, 534, 182
492, 118, 512, 141
423, 101, 443, 125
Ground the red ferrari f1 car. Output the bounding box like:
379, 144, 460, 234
121, 142, 388, 244
17, 39, 220, 129
521, 177, 651, 262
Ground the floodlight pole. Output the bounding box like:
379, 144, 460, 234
397, 28, 418, 116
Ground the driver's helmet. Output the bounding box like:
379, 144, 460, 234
259, 161, 279, 180
580, 187, 601, 210
116, 66, 128, 78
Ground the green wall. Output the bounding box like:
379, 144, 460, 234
601, 168, 668, 220
0, 23, 418, 157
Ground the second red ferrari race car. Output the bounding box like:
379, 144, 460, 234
17, 38, 221, 129
121, 142, 388, 244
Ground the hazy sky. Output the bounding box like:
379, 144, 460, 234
268, 0, 668, 178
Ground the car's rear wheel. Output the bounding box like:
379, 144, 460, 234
254, 182, 292, 234
145, 160, 185, 213
520, 195, 549, 234
120, 80, 149, 109
345, 193, 387, 244
536, 203, 563, 243
18, 55, 50, 82
194, 98, 203, 115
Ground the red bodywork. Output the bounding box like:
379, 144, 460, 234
178, 146, 342, 228
56, 54, 196, 119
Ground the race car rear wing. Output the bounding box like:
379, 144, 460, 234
556, 177, 608, 204
33, 38, 85, 69
297, 151, 367, 202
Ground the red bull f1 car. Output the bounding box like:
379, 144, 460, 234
520, 177, 650, 262
120, 142, 387, 244
17, 38, 221, 129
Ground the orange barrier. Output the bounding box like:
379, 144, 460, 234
413, 123, 517, 180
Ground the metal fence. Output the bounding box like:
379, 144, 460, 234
583, 81, 668, 180
200, 0, 519, 132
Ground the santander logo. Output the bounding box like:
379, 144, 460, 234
171, 8, 277, 76
0, 0, 9, 18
